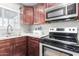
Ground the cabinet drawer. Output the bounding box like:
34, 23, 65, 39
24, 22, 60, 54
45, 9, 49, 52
0, 39, 10, 43
30, 37, 39, 41
15, 39, 26, 42
29, 39, 39, 43
28, 40, 39, 47
15, 40, 26, 43
0, 40, 10, 48
29, 40, 39, 44
15, 45, 26, 51
28, 38, 39, 42
15, 42, 26, 47
0, 43, 10, 48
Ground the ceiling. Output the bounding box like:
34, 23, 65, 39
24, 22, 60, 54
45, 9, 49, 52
21, 3, 38, 6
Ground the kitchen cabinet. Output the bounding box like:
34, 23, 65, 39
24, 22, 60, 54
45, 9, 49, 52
0, 36, 27, 56
45, 3, 58, 8
0, 39, 11, 56
28, 36, 39, 56
20, 4, 45, 25
0, 36, 40, 56
20, 6, 34, 24
20, 3, 60, 24
46, 3, 56, 8
34, 3, 45, 24
13, 36, 27, 56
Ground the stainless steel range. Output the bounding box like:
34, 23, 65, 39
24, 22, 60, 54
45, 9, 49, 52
40, 27, 79, 56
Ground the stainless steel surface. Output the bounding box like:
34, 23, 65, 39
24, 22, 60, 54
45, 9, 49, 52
41, 35, 77, 45
40, 27, 78, 56
49, 27, 78, 44
46, 3, 77, 21
47, 8, 65, 18
49, 27, 77, 33
43, 45, 72, 56
40, 43, 79, 56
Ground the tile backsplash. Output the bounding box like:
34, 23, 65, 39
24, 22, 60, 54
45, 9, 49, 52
20, 24, 33, 33
32, 20, 79, 35
31, 20, 79, 43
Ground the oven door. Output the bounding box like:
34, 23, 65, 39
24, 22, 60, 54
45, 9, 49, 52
40, 43, 73, 56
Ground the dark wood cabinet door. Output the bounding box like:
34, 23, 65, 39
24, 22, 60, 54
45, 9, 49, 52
13, 37, 27, 56
28, 46, 35, 56
28, 37, 39, 56
0, 36, 39, 56
34, 46, 39, 56
14, 45, 26, 56
28, 45, 39, 56
34, 3, 45, 24
0, 39, 11, 56
45, 3, 58, 8
20, 6, 34, 24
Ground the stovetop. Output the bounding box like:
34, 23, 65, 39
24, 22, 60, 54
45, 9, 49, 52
41, 35, 78, 45
40, 35, 79, 53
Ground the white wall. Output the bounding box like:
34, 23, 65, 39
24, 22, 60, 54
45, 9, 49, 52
0, 3, 20, 12
21, 24, 33, 33
32, 20, 79, 40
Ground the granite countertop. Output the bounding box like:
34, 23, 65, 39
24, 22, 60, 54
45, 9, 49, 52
0, 33, 48, 40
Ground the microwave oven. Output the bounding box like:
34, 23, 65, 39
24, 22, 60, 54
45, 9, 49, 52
46, 3, 78, 21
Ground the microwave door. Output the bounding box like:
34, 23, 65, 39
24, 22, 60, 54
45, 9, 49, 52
46, 7, 65, 19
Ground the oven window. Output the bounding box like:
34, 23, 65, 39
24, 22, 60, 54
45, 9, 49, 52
42, 46, 73, 56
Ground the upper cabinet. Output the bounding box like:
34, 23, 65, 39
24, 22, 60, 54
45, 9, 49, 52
45, 3, 59, 8
34, 3, 45, 24
20, 3, 59, 25
20, 6, 34, 24
45, 3, 56, 8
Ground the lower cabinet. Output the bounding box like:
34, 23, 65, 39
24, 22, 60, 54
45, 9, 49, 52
14, 45, 26, 56
28, 37, 39, 56
0, 36, 39, 56
13, 36, 27, 56
28, 46, 39, 56
0, 39, 11, 56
